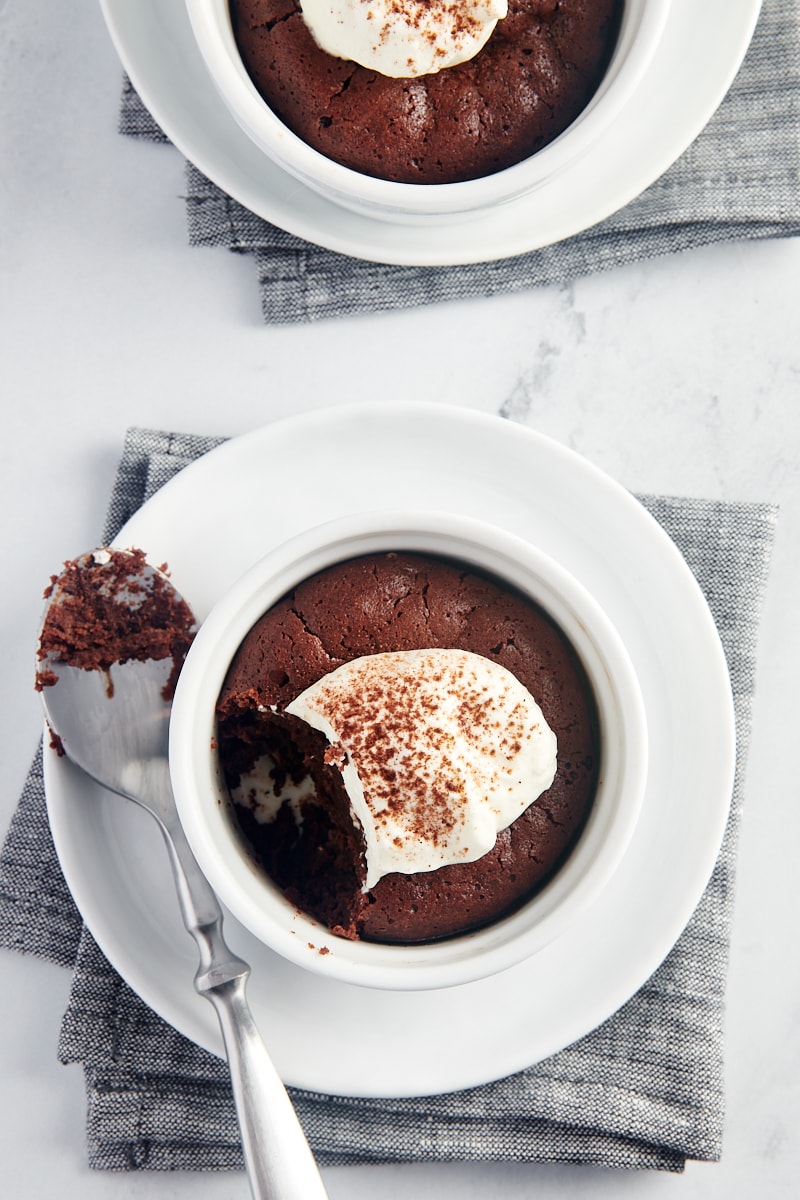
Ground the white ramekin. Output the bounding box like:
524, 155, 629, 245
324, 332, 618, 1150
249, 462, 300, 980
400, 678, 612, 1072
169, 512, 648, 990
185, 0, 672, 223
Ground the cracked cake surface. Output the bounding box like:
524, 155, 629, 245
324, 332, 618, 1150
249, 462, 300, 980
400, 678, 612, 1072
216, 552, 599, 943
229, 0, 623, 183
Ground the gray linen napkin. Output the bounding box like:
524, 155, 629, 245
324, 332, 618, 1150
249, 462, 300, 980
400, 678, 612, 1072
0, 425, 777, 1172
117, 0, 800, 322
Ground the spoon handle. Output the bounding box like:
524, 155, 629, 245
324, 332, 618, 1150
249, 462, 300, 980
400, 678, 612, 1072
158, 798, 329, 1199
204, 973, 330, 1200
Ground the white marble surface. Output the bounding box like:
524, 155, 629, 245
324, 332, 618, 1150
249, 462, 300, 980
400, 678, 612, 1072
2, 1, 799, 1197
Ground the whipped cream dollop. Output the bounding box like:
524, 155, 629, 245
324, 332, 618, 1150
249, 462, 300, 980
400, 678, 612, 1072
299, 0, 508, 79
286, 648, 557, 889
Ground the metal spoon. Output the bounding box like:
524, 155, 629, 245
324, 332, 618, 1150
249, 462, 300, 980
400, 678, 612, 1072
36, 549, 329, 1200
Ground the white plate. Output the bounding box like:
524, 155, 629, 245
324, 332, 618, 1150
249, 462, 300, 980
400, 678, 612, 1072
46, 403, 735, 1097
99, 0, 761, 265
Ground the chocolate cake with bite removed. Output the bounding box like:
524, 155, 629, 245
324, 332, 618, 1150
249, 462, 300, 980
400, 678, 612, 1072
216, 551, 600, 944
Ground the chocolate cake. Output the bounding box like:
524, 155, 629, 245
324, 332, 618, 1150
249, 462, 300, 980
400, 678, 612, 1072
229, 0, 622, 184
216, 552, 599, 943
36, 548, 196, 701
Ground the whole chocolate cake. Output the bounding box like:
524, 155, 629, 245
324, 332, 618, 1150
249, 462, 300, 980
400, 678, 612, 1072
229, 0, 622, 184
216, 552, 600, 943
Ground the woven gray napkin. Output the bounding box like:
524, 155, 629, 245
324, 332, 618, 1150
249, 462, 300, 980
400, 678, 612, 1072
118, 0, 800, 323
0, 427, 777, 1172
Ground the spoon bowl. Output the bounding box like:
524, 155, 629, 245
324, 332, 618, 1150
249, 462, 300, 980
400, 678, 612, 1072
37, 551, 194, 815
